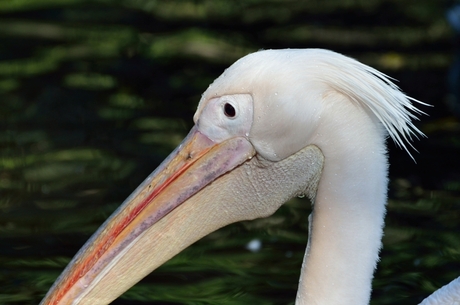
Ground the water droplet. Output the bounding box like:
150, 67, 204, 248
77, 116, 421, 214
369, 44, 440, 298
274, 92, 278, 96
298, 193, 305, 199
246, 239, 262, 252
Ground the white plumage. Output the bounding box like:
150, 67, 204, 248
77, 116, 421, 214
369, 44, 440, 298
41, 49, 459, 305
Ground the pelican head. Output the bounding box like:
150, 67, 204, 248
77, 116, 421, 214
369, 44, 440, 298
41, 49, 427, 305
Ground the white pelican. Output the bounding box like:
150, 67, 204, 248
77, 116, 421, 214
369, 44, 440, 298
40, 49, 460, 305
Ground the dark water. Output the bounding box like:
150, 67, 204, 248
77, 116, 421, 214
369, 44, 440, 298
1, 1, 459, 304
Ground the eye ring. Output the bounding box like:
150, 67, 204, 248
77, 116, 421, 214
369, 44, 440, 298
223, 102, 236, 118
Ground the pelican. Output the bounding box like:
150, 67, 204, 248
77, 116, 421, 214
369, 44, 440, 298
41, 49, 460, 305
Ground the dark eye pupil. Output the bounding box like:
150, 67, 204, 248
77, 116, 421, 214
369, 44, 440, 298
224, 103, 236, 118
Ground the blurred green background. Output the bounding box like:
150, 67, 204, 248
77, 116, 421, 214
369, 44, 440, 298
1, 0, 460, 304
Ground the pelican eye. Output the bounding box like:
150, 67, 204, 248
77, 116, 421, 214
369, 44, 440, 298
223, 103, 236, 118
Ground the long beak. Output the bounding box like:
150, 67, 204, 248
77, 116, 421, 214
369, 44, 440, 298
41, 127, 255, 305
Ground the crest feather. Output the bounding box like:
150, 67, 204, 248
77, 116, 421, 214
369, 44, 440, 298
313, 50, 428, 159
